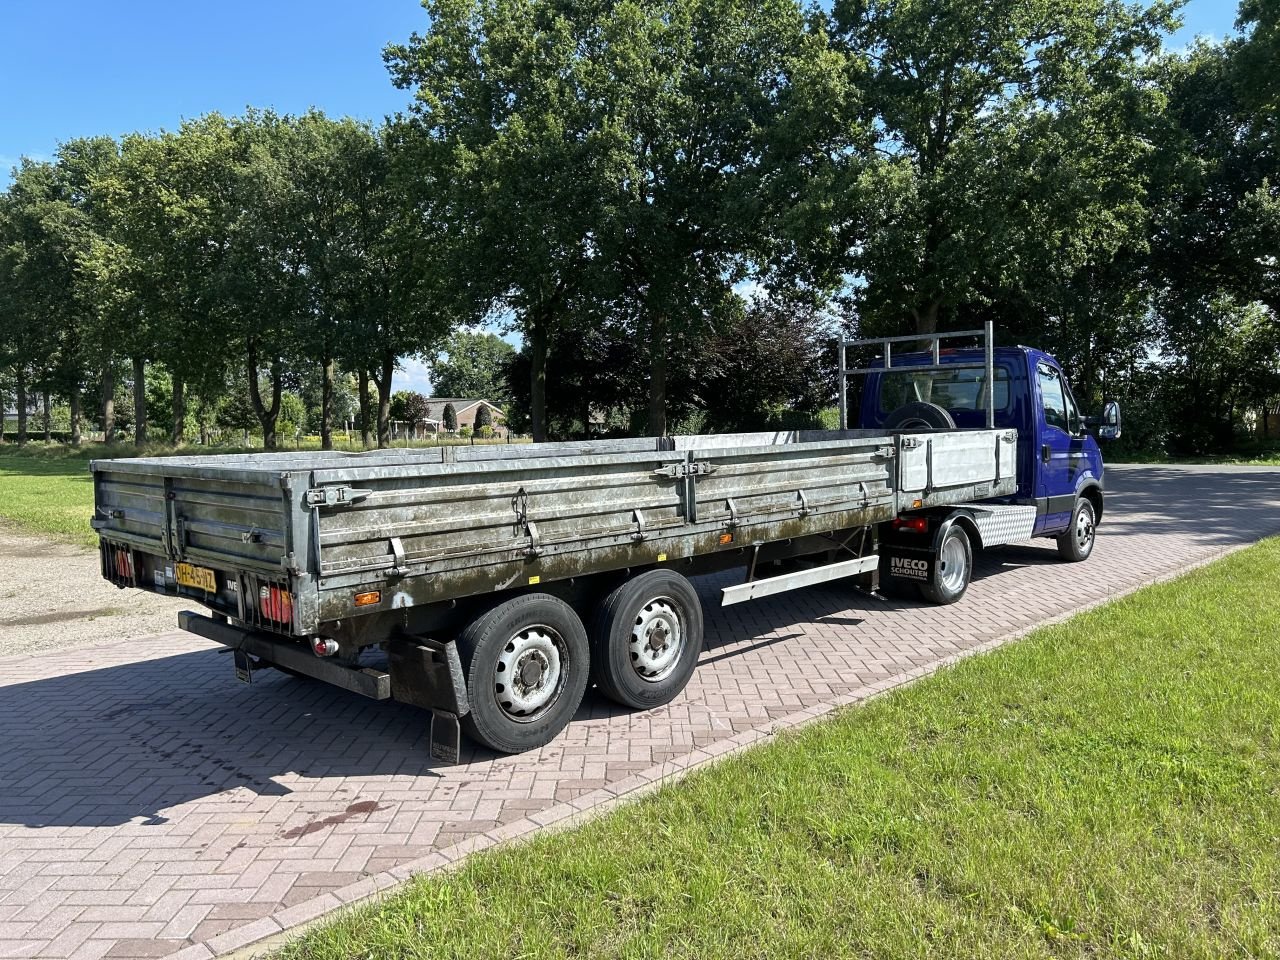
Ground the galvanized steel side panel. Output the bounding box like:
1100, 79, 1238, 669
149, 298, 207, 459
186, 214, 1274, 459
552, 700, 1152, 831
311, 451, 689, 577
689, 438, 896, 529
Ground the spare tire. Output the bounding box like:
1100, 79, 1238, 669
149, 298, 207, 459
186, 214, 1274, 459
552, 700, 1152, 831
884, 401, 956, 431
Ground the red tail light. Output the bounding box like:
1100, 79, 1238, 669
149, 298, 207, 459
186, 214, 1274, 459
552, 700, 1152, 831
259, 585, 293, 624
892, 516, 928, 534
114, 548, 134, 579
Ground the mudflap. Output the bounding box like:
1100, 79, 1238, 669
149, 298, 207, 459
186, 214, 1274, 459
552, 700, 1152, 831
429, 711, 462, 764
880, 546, 935, 585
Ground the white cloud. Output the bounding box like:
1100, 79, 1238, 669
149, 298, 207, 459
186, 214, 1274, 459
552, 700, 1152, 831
396, 356, 433, 395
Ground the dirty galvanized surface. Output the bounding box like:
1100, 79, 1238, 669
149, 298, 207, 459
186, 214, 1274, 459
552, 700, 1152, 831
91, 429, 1014, 638
2, 464, 1279, 960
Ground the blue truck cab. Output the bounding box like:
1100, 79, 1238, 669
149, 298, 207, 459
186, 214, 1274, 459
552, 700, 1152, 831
852, 343, 1121, 603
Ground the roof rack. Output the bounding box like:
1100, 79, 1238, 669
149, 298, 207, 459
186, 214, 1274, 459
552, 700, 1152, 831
836, 320, 995, 430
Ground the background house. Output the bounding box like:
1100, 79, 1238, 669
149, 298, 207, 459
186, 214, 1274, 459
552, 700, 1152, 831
426, 399, 507, 433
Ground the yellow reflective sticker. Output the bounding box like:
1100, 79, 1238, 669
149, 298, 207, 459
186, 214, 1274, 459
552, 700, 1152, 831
657, 553, 667, 562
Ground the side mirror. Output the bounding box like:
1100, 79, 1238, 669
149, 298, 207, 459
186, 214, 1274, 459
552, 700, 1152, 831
1098, 400, 1121, 440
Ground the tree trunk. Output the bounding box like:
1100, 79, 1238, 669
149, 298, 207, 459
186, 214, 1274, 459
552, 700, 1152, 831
246, 340, 282, 450
171, 376, 185, 445
69, 382, 82, 447
320, 354, 334, 451
102, 364, 116, 444
15, 366, 27, 447
358, 368, 372, 447
912, 300, 940, 336
530, 322, 548, 442
373, 350, 394, 448
42, 389, 50, 442
132, 356, 147, 448
648, 314, 668, 438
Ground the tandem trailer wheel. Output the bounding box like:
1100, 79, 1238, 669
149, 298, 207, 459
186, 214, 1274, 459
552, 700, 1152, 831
590, 569, 704, 710
453, 593, 591, 754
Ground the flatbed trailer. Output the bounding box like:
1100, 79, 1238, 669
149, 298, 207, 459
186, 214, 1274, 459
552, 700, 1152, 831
91, 327, 1116, 756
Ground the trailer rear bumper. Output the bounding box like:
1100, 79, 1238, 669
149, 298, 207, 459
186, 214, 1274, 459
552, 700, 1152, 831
178, 610, 391, 701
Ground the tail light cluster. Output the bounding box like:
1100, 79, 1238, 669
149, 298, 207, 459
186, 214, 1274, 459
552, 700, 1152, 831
113, 547, 135, 579
259, 585, 294, 625
103, 543, 137, 587
892, 516, 929, 534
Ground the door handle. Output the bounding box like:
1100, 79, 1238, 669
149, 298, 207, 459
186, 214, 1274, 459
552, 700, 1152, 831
1041, 444, 1051, 464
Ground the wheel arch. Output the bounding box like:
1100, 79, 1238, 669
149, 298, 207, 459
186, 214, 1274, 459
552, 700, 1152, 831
935, 510, 983, 553
1079, 482, 1104, 524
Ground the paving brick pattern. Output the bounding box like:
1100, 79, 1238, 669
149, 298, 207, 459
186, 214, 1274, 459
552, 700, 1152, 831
2, 464, 1279, 960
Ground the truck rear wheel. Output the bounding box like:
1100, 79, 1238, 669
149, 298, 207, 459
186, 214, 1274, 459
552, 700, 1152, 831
919, 525, 972, 605
590, 569, 704, 710
1056, 497, 1096, 562
455, 593, 590, 754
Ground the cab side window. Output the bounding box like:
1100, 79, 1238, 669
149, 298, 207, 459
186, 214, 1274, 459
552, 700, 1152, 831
1038, 364, 1068, 432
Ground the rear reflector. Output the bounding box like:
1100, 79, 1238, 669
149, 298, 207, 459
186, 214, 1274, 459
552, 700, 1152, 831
113, 548, 133, 579
893, 516, 929, 534
354, 591, 381, 607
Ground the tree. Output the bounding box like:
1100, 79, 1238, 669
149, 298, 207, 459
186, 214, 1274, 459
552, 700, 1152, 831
389, 0, 850, 438
1148, 8, 1280, 450
337, 121, 459, 448
474, 402, 493, 435
430, 330, 515, 400
387, 0, 627, 442
442, 402, 458, 433
832, 0, 1176, 339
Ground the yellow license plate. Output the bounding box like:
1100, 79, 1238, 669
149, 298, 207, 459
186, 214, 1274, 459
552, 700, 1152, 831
175, 562, 217, 592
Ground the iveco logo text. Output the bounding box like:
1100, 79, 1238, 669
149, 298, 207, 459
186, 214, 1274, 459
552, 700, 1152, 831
890, 556, 929, 580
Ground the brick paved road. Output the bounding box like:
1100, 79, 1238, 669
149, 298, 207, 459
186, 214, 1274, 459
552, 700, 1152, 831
2, 464, 1279, 960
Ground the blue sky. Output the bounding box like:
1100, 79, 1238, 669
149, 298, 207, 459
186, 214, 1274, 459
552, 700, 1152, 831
0, 0, 1241, 390
0, 0, 1242, 176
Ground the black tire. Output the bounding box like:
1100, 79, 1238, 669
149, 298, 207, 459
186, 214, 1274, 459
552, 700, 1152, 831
884, 401, 956, 431
1056, 497, 1096, 562
590, 569, 704, 710
919, 524, 972, 605
455, 593, 590, 754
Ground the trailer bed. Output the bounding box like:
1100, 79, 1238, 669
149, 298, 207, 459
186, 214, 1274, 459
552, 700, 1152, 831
92, 428, 1017, 636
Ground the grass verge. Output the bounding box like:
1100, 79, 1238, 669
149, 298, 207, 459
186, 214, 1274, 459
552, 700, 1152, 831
279, 538, 1280, 960
0, 456, 97, 546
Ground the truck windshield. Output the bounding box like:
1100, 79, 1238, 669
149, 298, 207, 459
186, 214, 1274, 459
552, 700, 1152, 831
879, 366, 1010, 415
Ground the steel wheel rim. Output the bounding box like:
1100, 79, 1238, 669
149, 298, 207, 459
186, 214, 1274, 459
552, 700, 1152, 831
494, 625, 567, 723
939, 535, 968, 593
1075, 507, 1094, 552
629, 597, 683, 683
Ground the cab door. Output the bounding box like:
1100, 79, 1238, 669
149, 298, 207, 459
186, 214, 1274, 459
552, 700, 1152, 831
1034, 362, 1079, 534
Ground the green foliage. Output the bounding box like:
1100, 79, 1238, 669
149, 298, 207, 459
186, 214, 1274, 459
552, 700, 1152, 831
390, 390, 431, 425
442, 402, 458, 432
430, 331, 516, 401
474, 403, 493, 431
277, 392, 308, 440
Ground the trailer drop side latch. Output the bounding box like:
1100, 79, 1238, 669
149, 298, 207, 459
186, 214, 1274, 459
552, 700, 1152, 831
305, 486, 371, 507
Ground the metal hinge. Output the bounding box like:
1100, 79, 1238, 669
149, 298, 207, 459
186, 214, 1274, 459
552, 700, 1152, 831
901, 437, 924, 450
305, 486, 371, 507
653, 460, 716, 479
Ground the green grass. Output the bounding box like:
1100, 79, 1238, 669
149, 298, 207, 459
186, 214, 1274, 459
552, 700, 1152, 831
278, 539, 1280, 960
1111, 439, 1280, 466
0, 455, 98, 545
